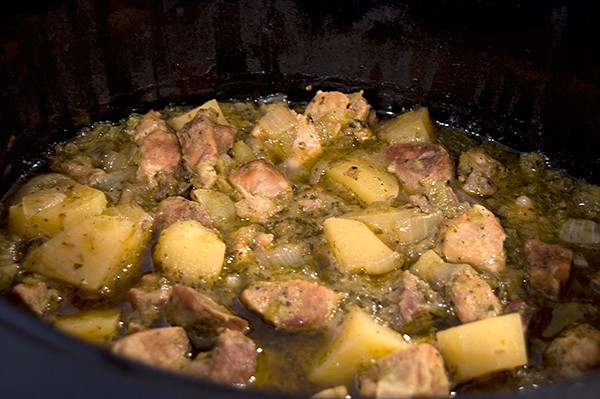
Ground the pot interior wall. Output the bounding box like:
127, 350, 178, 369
0, 1, 599, 398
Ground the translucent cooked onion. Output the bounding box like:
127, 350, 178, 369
266, 243, 309, 268
9, 173, 74, 205
559, 218, 600, 245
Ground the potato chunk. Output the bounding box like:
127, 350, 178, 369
325, 159, 399, 204
436, 313, 527, 382
9, 181, 107, 239
153, 220, 225, 284
310, 308, 410, 386
54, 309, 121, 344
377, 107, 434, 144
23, 212, 151, 291
324, 217, 402, 275
167, 99, 229, 131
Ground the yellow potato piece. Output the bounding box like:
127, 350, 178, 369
326, 159, 399, 204
310, 308, 410, 386
54, 309, 121, 344
324, 217, 402, 275
24, 213, 150, 291
377, 107, 434, 144
167, 99, 229, 131
153, 220, 225, 284
9, 182, 107, 239
436, 313, 527, 382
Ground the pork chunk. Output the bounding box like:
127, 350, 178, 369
177, 111, 237, 188
229, 159, 292, 223
188, 328, 257, 385
359, 343, 449, 399
305, 91, 374, 141
446, 265, 502, 323
154, 196, 214, 231
397, 271, 437, 327
12, 282, 62, 316
127, 273, 173, 329
165, 284, 248, 337
111, 326, 190, 373
545, 323, 600, 379
458, 147, 506, 197
387, 143, 453, 194
442, 204, 507, 273
523, 239, 573, 301
240, 279, 342, 330
132, 111, 182, 188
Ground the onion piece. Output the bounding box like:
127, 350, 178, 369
559, 218, 600, 245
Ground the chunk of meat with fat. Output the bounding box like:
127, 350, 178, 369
397, 271, 436, 327
359, 343, 449, 398
127, 273, 173, 329
387, 143, 454, 194
305, 91, 374, 141
154, 196, 213, 231
229, 158, 291, 198
12, 282, 62, 316
523, 239, 573, 301
177, 111, 237, 188
445, 265, 502, 323
458, 147, 506, 197
132, 111, 182, 188
545, 323, 600, 379
229, 159, 292, 223
188, 328, 257, 385
240, 279, 342, 330
442, 204, 507, 273
165, 284, 248, 337
111, 326, 190, 373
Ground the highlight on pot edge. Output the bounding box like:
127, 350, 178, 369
1, 90, 599, 398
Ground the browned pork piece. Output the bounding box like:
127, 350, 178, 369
442, 204, 507, 273
545, 323, 600, 379
187, 328, 257, 385
228, 158, 292, 223
12, 281, 63, 316
397, 271, 439, 327
131, 111, 182, 189
458, 147, 506, 197
176, 111, 237, 188
386, 143, 454, 194
127, 273, 173, 330
154, 196, 214, 231
359, 343, 449, 398
240, 279, 342, 331
445, 266, 502, 323
304, 90, 375, 141
165, 284, 249, 337
111, 326, 190, 372
523, 239, 573, 301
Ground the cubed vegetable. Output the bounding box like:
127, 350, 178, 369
325, 159, 399, 204
409, 249, 462, 286
53, 309, 121, 344
253, 103, 298, 140
23, 212, 151, 291
167, 99, 229, 131
324, 217, 402, 275
436, 312, 527, 382
310, 308, 410, 385
377, 107, 434, 144
153, 220, 226, 284
9, 181, 107, 239
191, 188, 237, 230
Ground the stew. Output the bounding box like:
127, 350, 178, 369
1, 90, 599, 398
